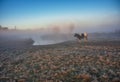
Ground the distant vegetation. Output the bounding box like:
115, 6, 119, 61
0, 25, 8, 30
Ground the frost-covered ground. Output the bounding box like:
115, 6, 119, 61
0, 40, 120, 82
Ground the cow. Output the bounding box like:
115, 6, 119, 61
74, 32, 88, 41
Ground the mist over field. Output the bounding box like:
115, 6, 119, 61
0, 25, 120, 47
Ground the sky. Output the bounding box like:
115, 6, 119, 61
0, 0, 120, 30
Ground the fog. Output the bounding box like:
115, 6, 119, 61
0, 25, 120, 47
0, 26, 75, 46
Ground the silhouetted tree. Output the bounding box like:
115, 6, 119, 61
0, 25, 2, 29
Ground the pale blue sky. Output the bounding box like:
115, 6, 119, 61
0, 0, 120, 29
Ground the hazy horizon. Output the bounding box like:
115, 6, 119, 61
0, 0, 120, 33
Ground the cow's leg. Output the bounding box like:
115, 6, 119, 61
86, 36, 88, 41
76, 38, 81, 43
84, 37, 88, 42
77, 38, 81, 43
